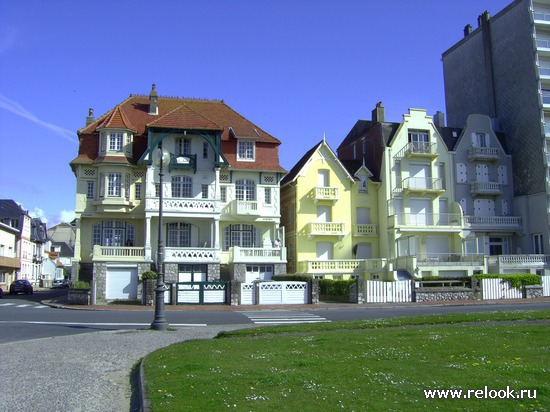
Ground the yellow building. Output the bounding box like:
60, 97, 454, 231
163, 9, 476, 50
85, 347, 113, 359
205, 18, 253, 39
281, 139, 385, 279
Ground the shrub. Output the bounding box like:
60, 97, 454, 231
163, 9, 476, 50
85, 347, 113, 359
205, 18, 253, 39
319, 279, 356, 296
476, 274, 542, 289
141, 271, 158, 281
72, 280, 90, 289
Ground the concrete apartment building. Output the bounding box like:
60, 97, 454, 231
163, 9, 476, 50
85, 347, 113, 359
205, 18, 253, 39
442, 0, 550, 256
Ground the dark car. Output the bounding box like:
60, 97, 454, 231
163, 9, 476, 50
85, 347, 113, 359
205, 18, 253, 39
0, 287, 3, 298
9, 279, 34, 295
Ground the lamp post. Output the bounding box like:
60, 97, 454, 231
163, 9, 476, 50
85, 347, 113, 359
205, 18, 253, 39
151, 140, 169, 331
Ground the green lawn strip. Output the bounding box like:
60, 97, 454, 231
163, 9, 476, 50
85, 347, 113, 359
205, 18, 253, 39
218, 309, 550, 338
143, 310, 550, 411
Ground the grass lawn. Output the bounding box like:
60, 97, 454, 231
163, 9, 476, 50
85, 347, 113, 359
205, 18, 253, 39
142, 310, 550, 411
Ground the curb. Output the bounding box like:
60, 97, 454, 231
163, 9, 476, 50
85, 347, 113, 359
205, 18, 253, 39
139, 358, 152, 412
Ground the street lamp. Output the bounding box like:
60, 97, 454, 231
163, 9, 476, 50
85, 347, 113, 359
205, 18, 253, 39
151, 140, 170, 331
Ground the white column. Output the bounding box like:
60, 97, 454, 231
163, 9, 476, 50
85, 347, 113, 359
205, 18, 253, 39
145, 216, 152, 260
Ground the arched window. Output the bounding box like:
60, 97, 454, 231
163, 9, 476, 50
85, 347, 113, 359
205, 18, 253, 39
93, 221, 135, 246
235, 179, 256, 201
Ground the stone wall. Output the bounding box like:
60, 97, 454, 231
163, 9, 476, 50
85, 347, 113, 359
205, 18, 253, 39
523, 285, 543, 299
414, 287, 478, 302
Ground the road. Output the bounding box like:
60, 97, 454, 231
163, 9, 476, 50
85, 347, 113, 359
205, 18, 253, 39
1, 289, 549, 344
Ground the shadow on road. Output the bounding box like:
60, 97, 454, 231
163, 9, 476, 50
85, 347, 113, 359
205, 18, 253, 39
3, 288, 67, 304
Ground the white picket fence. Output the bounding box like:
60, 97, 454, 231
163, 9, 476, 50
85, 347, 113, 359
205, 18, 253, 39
481, 278, 522, 300
542, 276, 550, 297
365, 280, 412, 303
241, 281, 309, 305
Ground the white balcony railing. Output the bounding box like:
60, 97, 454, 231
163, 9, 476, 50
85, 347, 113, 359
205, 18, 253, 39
229, 246, 286, 263
416, 254, 485, 266
464, 215, 522, 228
354, 224, 378, 236
391, 213, 462, 227
401, 177, 444, 192
164, 247, 219, 263
146, 197, 220, 214
314, 186, 339, 202
396, 142, 437, 158
298, 259, 387, 274
470, 181, 502, 195
308, 222, 346, 237
92, 246, 145, 261
489, 254, 550, 267
468, 146, 499, 160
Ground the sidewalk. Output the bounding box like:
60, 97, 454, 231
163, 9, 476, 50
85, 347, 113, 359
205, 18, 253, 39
42, 294, 550, 311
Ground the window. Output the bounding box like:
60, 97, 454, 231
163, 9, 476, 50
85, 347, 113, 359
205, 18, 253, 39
167, 223, 191, 247
473, 133, 489, 147
155, 183, 160, 198
92, 221, 134, 246
203, 142, 208, 159
178, 264, 207, 282
201, 184, 209, 199
408, 130, 429, 150
0, 272, 5, 283
87, 181, 94, 199
534, 234, 544, 254
358, 176, 367, 193
172, 176, 192, 198
264, 187, 272, 204
220, 186, 227, 202
109, 133, 123, 151
223, 224, 257, 250
176, 138, 191, 156
107, 173, 122, 197
237, 140, 255, 160
135, 183, 142, 200
236, 179, 256, 201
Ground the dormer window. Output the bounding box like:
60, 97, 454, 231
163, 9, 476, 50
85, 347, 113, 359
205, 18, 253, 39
99, 131, 133, 156
472, 132, 489, 147
237, 139, 255, 161
408, 130, 429, 150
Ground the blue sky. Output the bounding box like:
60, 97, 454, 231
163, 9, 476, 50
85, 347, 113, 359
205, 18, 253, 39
0, 0, 511, 226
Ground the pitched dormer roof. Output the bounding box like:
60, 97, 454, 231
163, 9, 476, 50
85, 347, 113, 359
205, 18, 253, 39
96, 105, 137, 132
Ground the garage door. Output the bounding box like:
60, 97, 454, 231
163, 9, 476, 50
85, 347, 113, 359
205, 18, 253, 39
106, 267, 138, 299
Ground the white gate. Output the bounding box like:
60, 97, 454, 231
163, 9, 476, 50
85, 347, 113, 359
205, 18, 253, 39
481, 278, 522, 300
365, 280, 412, 303
543, 276, 550, 297
241, 283, 255, 305
241, 281, 309, 305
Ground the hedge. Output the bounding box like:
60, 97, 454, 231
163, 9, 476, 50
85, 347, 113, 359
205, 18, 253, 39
319, 279, 356, 296
272, 274, 312, 282
476, 274, 542, 289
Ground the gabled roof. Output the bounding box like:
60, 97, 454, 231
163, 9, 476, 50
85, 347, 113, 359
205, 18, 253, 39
281, 139, 354, 186
0, 199, 25, 218
96, 105, 137, 132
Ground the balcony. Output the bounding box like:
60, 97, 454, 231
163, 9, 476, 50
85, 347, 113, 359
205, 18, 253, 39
313, 186, 339, 203
537, 39, 550, 57
0, 255, 20, 269
164, 247, 219, 263
93, 197, 133, 212
468, 146, 500, 161
354, 224, 378, 236
229, 246, 286, 263
308, 222, 346, 239
169, 153, 197, 174
234, 200, 259, 215
463, 215, 522, 231
488, 254, 550, 273
92, 246, 145, 262
146, 197, 221, 215
297, 259, 387, 275
389, 213, 462, 231
534, 10, 550, 24
396, 142, 438, 159
401, 177, 445, 195
470, 181, 502, 196
416, 253, 486, 266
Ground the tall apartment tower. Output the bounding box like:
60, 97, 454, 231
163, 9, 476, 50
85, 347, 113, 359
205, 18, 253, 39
442, 0, 550, 254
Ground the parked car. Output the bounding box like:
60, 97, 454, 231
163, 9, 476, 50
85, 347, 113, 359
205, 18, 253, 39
52, 279, 65, 288
9, 279, 34, 295
0, 287, 3, 298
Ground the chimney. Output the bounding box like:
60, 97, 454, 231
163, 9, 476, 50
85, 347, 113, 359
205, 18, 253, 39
372, 101, 385, 123
149, 83, 158, 115
464, 24, 472, 37
433, 111, 445, 128
85, 108, 94, 125
477, 10, 490, 28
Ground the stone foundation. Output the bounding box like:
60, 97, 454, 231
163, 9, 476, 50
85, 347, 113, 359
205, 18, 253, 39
414, 287, 478, 302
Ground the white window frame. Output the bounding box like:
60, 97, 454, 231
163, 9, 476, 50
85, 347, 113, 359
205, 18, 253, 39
237, 140, 255, 161
135, 183, 142, 200
172, 176, 192, 198
264, 187, 272, 204
176, 138, 191, 156
107, 173, 122, 197
533, 234, 544, 254
109, 133, 124, 152
236, 179, 256, 201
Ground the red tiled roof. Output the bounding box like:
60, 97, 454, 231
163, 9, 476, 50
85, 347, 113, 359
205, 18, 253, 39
147, 104, 223, 131
72, 91, 284, 172
96, 105, 137, 132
